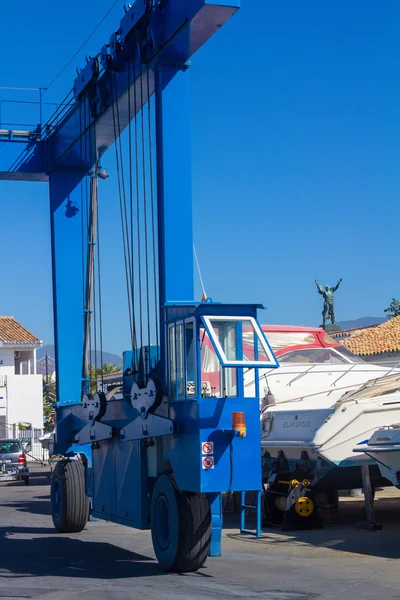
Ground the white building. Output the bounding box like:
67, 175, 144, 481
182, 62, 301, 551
0, 317, 43, 436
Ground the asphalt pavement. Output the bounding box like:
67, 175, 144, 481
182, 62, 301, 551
1, 467, 400, 600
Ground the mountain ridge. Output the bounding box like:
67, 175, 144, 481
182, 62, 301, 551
37, 345, 123, 367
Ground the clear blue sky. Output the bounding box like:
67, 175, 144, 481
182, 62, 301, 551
0, 1, 399, 354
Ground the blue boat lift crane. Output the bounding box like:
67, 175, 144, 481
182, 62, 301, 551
0, 0, 280, 571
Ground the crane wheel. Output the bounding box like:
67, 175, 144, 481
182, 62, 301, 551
51, 459, 89, 533
150, 474, 211, 572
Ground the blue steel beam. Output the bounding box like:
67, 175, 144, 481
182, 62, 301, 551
43, 1, 239, 406
0, 1, 239, 184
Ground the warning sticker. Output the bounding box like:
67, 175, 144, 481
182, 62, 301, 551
202, 441, 214, 455
202, 456, 215, 470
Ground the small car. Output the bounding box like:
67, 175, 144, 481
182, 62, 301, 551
0, 439, 30, 485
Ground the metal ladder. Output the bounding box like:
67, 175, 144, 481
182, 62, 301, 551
240, 490, 262, 537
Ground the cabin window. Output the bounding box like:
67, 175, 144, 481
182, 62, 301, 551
168, 319, 198, 400
201, 316, 277, 368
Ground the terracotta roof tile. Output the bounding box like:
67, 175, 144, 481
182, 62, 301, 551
0, 317, 41, 345
340, 316, 400, 356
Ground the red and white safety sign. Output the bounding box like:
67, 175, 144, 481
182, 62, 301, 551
202, 456, 215, 470
202, 441, 214, 455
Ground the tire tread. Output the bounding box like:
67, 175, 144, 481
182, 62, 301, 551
151, 473, 212, 573
170, 476, 211, 572
51, 460, 89, 533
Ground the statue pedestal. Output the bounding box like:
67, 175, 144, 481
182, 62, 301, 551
322, 324, 341, 334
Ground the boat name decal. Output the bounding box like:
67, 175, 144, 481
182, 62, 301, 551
283, 420, 311, 428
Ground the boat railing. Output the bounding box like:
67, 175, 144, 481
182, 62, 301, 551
246, 364, 398, 390
329, 362, 357, 387
383, 360, 400, 379
266, 381, 362, 406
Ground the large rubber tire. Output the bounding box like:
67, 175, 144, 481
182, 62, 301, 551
150, 474, 211, 572
51, 460, 89, 533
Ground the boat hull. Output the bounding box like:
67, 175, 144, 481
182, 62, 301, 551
261, 391, 400, 491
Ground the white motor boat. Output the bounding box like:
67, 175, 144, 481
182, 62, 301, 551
201, 323, 398, 407
241, 326, 400, 501
245, 325, 399, 409
260, 373, 400, 499
356, 418, 400, 489
195, 323, 400, 492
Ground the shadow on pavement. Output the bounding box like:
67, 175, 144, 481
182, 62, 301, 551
4, 470, 51, 488
226, 497, 400, 560
4, 499, 51, 516
0, 526, 163, 579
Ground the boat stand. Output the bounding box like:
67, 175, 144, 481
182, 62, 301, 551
356, 463, 382, 531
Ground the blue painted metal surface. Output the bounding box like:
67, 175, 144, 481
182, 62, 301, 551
46, 2, 238, 408
119, 0, 152, 44
49, 169, 88, 405
91, 437, 148, 528
209, 492, 223, 556
156, 69, 193, 305
0, 0, 239, 182
240, 490, 262, 537
73, 57, 99, 100
168, 397, 261, 493
155, 67, 194, 384
164, 303, 266, 495
0, 0, 279, 568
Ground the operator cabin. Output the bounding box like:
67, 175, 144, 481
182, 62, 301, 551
0, 317, 42, 435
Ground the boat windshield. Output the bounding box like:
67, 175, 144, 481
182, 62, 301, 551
260, 330, 364, 364
322, 334, 365, 363
340, 374, 400, 402
277, 347, 363, 365
331, 346, 364, 364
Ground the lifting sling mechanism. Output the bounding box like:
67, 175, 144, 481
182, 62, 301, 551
0, 0, 281, 571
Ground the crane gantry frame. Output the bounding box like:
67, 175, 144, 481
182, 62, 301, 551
0, 0, 282, 571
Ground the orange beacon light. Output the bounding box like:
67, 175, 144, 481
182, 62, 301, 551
232, 411, 246, 437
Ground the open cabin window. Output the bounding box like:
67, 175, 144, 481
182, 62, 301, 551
201, 316, 278, 368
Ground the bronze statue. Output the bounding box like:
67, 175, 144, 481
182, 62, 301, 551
315, 278, 342, 328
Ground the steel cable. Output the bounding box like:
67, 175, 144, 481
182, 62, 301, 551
114, 71, 138, 358
79, 102, 87, 395
146, 21, 160, 362
114, 72, 134, 300
92, 183, 98, 381
96, 179, 104, 390
127, 55, 138, 363
133, 43, 144, 358
111, 77, 135, 351
140, 25, 152, 372
83, 99, 93, 395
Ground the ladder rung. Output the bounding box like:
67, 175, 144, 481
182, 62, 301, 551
240, 529, 256, 536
